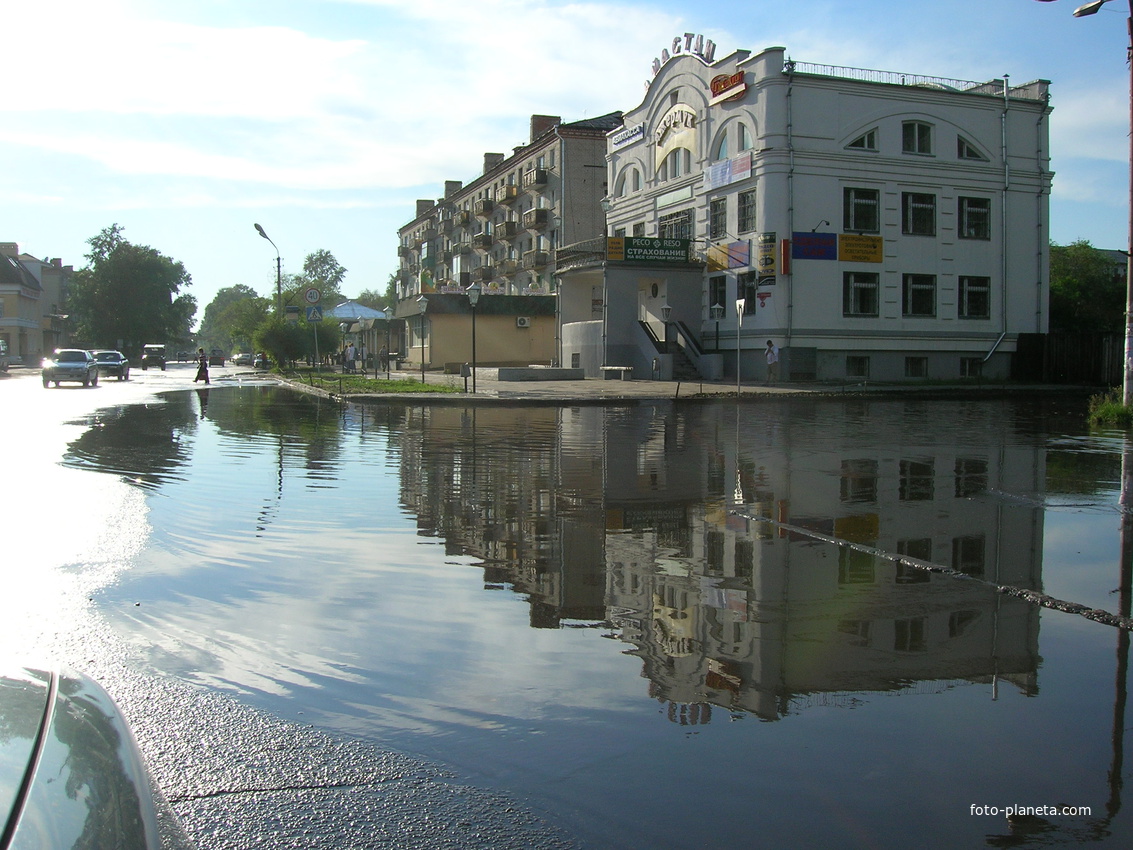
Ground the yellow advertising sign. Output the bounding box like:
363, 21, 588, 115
839, 234, 883, 264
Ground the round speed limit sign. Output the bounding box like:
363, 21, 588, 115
304, 287, 322, 305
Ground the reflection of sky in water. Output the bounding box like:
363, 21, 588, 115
62, 388, 1133, 847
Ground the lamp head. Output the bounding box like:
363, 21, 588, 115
466, 281, 482, 306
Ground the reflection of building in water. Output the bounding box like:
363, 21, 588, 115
397, 398, 1043, 721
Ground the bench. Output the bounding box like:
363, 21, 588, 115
600, 366, 633, 381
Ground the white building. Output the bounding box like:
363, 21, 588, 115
559, 43, 1052, 382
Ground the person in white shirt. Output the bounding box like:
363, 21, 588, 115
765, 340, 780, 384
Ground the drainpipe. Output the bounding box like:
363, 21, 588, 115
785, 60, 796, 347
1000, 75, 1010, 345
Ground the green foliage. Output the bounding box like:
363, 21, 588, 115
198, 285, 269, 352
297, 372, 461, 395
1087, 388, 1133, 428
253, 316, 341, 368
355, 273, 399, 311
1049, 240, 1124, 333
282, 249, 347, 308
69, 224, 196, 351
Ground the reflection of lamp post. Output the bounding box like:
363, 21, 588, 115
711, 302, 723, 351
339, 322, 350, 373
467, 282, 481, 393
417, 294, 428, 384
253, 223, 282, 315
384, 306, 393, 380
735, 297, 746, 393
1037, 0, 1133, 403
661, 302, 672, 347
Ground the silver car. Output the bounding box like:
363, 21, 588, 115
0, 665, 195, 849
42, 348, 99, 388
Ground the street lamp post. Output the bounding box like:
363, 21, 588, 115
1038, 0, 1133, 405
467, 282, 481, 393
417, 294, 428, 384
384, 306, 393, 380
711, 302, 724, 351
254, 223, 282, 315
736, 297, 746, 394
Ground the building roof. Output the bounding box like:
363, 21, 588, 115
324, 300, 388, 320
0, 253, 42, 291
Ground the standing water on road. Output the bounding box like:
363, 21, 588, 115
59, 387, 1133, 847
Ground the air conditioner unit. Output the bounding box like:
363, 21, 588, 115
516, 316, 531, 328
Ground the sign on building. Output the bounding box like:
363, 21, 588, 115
607, 237, 692, 264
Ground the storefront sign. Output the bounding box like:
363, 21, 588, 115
612, 124, 645, 150
709, 72, 746, 105
607, 237, 691, 264
757, 233, 777, 276
791, 232, 837, 260
707, 241, 750, 272
839, 234, 884, 263
651, 33, 717, 77
654, 105, 697, 146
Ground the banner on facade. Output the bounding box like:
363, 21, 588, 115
707, 240, 750, 271
791, 232, 837, 260
756, 233, 777, 277
839, 234, 883, 263
607, 237, 692, 263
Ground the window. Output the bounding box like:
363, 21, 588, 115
958, 197, 990, 239
658, 209, 693, 241
954, 458, 988, 497
952, 535, 985, 577
905, 357, 928, 379
709, 198, 727, 239
897, 538, 933, 564
614, 227, 626, 238
903, 274, 936, 317
902, 192, 936, 236
846, 129, 878, 151
658, 147, 691, 181
846, 356, 870, 379
844, 272, 880, 317
737, 271, 759, 314
713, 133, 729, 161
957, 137, 986, 161
961, 357, 983, 377
632, 222, 646, 237
709, 276, 727, 316
894, 618, 927, 652
958, 276, 990, 319
899, 459, 934, 501
844, 187, 880, 233
839, 549, 876, 584
841, 459, 878, 503
738, 189, 757, 233
902, 121, 933, 155
614, 172, 629, 198
738, 123, 753, 152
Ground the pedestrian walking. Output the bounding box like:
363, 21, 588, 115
194, 347, 210, 384
765, 340, 780, 384
346, 342, 356, 374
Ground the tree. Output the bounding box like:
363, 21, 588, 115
356, 272, 400, 311
1049, 239, 1125, 333
199, 285, 270, 352
69, 224, 196, 351
283, 249, 347, 307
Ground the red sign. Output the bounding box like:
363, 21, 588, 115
710, 72, 746, 105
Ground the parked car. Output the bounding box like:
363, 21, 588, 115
233, 352, 253, 366
0, 338, 9, 372
176, 350, 189, 362
93, 349, 130, 380
253, 352, 270, 370
42, 348, 99, 387
208, 348, 226, 366
141, 344, 166, 371
0, 664, 195, 849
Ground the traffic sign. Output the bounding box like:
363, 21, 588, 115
306, 305, 323, 322
304, 287, 322, 305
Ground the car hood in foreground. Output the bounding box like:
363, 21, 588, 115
0, 666, 194, 849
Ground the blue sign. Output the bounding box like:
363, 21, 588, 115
791, 232, 837, 261
306, 306, 323, 322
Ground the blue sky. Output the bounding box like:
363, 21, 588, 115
3, 0, 1128, 323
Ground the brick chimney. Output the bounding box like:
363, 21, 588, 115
483, 153, 505, 174
444, 180, 463, 198
416, 199, 435, 218
531, 115, 561, 141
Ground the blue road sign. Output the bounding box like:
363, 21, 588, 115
306, 306, 323, 322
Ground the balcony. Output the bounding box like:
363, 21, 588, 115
397, 245, 410, 257
474, 265, 495, 282
523, 208, 551, 231
454, 210, 471, 228
495, 184, 520, 205
522, 168, 548, 192
441, 219, 455, 235
522, 251, 550, 271
497, 258, 519, 276
472, 233, 493, 251
474, 198, 494, 218
452, 242, 473, 255
495, 220, 519, 241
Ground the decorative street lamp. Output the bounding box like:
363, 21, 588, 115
1036, 0, 1133, 405
417, 294, 428, 384
467, 282, 481, 393
384, 305, 393, 380
711, 302, 724, 351
735, 297, 746, 394
253, 223, 282, 315
661, 303, 672, 348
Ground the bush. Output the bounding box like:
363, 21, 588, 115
1088, 388, 1133, 428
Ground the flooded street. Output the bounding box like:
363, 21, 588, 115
4, 368, 1133, 847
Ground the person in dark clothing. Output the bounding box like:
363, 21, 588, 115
194, 347, 210, 384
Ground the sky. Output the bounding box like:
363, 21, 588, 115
3, 0, 1130, 326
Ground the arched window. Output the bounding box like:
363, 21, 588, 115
658, 148, 691, 182
614, 172, 629, 198
713, 133, 729, 161
738, 123, 753, 152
